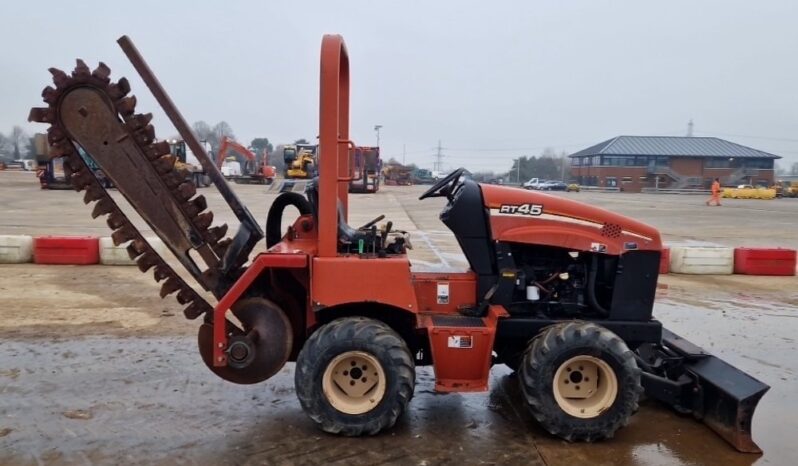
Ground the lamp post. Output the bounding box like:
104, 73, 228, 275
374, 125, 382, 147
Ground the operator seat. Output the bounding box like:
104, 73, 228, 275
439, 179, 497, 298
305, 179, 371, 249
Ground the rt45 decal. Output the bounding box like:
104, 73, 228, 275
499, 203, 544, 216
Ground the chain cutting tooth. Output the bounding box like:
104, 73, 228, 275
49, 143, 69, 158
83, 184, 106, 204
42, 86, 59, 105
108, 77, 130, 100
175, 182, 197, 201
184, 196, 207, 217
206, 224, 228, 242
49, 67, 69, 88
126, 113, 153, 130
72, 59, 91, 79
145, 141, 171, 160
111, 224, 138, 245
176, 288, 195, 305
213, 237, 233, 257
92, 62, 111, 83
126, 238, 149, 260
152, 154, 177, 174
28, 107, 54, 124
183, 301, 208, 320
47, 126, 66, 144
91, 198, 116, 218
135, 251, 160, 273
70, 169, 94, 191
194, 211, 214, 230
117, 95, 137, 116
134, 125, 155, 145
159, 277, 181, 297
162, 172, 185, 189
153, 264, 171, 282
106, 211, 127, 229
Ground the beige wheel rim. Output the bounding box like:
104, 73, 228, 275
552, 355, 618, 419
322, 351, 387, 415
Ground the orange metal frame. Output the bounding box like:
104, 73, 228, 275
210, 35, 499, 392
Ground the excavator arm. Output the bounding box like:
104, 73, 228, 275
217, 136, 257, 166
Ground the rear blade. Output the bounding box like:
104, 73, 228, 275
664, 329, 769, 453
640, 329, 769, 453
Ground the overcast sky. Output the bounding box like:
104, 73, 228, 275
3, 0, 797, 171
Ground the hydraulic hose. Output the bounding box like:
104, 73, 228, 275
587, 254, 610, 316
265, 192, 313, 248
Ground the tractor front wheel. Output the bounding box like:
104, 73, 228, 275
519, 321, 642, 442
295, 317, 415, 436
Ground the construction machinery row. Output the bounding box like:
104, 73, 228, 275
28, 35, 767, 453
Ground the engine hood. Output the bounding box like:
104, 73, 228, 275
478, 184, 662, 254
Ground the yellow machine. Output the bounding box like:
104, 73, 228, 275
775, 181, 798, 198
283, 144, 316, 179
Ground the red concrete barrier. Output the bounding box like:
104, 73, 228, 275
659, 247, 670, 274
34, 236, 100, 265
733, 248, 796, 276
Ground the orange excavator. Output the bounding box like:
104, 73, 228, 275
217, 136, 276, 185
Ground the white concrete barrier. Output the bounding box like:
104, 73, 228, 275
0, 235, 34, 263
99, 237, 167, 265
670, 246, 734, 275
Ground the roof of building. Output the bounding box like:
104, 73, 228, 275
569, 136, 781, 159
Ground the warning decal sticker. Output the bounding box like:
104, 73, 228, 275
447, 335, 473, 349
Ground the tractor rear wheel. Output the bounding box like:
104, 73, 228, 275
295, 317, 415, 436
519, 321, 642, 442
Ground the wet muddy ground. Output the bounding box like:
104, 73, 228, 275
1, 172, 797, 464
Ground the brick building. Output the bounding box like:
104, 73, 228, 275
568, 136, 780, 193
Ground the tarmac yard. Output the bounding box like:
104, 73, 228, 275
1, 171, 797, 465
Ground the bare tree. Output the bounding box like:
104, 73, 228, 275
212, 121, 235, 148
191, 120, 236, 154
192, 121, 212, 141
10, 126, 30, 159
0, 132, 12, 161
791, 162, 798, 176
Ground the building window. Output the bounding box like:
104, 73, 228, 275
655, 156, 668, 167
605, 176, 617, 187
639, 176, 648, 182
621, 176, 633, 184
705, 158, 731, 168
570, 157, 581, 166
741, 159, 773, 169
600, 156, 643, 166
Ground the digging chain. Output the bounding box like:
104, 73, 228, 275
28, 60, 231, 320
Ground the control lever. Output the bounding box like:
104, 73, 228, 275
381, 221, 393, 243
358, 214, 385, 230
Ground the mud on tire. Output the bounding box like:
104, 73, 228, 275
519, 321, 642, 442
295, 317, 415, 436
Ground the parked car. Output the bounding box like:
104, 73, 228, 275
524, 178, 567, 191
543, 180, 567, 191
523, 178, 547, 189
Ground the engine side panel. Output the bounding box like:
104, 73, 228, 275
609, 249, 660, 320
479, 184, 662, 253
